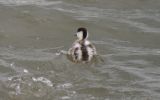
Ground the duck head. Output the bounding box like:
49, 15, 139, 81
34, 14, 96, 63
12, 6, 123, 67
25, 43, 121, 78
75, 27, 88, 41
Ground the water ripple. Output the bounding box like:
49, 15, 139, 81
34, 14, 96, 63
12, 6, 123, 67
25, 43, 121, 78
0, 0, 62, 6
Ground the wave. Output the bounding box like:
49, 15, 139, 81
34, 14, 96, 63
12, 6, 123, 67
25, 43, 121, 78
1, 0, 160, 33
0, 0, 62, 6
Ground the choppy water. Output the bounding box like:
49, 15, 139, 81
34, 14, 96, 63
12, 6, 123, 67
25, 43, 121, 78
0, 0, 160, 100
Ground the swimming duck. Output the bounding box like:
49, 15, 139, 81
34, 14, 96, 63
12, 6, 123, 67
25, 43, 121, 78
65, 27, 97, 63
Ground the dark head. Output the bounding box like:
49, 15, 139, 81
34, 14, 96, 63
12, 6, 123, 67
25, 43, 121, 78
76, 27, 88, 40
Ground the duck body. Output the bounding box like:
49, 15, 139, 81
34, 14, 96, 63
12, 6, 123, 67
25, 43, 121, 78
67, 27, 97, 63
67, 40, 96, 63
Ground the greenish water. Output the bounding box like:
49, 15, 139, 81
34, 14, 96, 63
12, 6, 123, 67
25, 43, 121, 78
0, 0, 160, 100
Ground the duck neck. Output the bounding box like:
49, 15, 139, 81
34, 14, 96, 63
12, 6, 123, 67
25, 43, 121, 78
78, 39, 86, 44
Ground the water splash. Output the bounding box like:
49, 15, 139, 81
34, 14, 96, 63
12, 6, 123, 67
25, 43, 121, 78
32, 76, 53, 87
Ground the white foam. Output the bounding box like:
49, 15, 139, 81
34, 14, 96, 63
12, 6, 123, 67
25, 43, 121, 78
23, 69, 28, 73
32, 77, 53, 87
56, 83, 73, 89
61, 96, 70, 100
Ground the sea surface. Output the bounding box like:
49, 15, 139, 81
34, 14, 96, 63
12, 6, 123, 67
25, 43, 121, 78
0, 0, 160, 100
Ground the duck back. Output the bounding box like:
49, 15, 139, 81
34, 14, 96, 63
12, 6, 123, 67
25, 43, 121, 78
81, 43, 89, 61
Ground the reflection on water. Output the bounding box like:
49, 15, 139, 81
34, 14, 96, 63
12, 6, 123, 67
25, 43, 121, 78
0, 0, 160, 100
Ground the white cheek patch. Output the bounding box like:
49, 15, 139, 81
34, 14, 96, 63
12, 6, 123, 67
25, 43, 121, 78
77, 31, 83, 40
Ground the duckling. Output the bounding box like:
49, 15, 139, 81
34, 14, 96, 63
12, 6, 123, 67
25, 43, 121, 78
66, 27, 97, 63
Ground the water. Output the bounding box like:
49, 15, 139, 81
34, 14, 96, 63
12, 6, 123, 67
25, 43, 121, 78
0, 0, 160, 100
